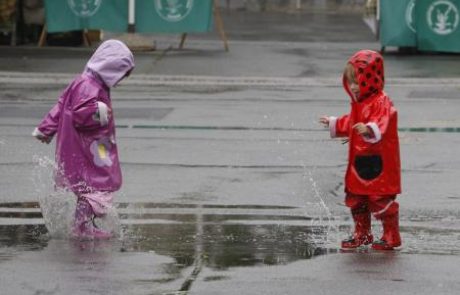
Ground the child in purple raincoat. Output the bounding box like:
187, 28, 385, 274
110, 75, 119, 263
32, 40, 135, 239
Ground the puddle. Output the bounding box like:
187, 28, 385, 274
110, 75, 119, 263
121, 223, 328, 269
0, 201, 334, 293
0, 224, 47, 250
2, 201, 460, 258
1, 201, 460, 294
0, 202, 331, 269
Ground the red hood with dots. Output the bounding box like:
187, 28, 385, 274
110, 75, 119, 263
343, 50, 384, 102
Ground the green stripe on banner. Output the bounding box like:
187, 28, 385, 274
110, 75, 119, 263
45, 0, 128, 33
135, 0, 213, 33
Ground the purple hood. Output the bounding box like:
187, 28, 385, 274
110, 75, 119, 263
85, 39, 135, 87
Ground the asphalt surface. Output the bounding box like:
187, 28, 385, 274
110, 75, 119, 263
1, 5, 460, 295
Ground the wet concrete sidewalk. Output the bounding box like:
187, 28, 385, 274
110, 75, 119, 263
191, 252, 460, 295
1, 211, 460, 295
2, 5, 460, 295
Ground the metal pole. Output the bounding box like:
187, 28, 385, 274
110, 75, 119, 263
296, 0, 301, 10
376, 0, 380, 21
128, 0, 135, 32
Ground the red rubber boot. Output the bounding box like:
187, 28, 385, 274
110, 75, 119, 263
372, 212, 402, 250
341, 208, 374, 249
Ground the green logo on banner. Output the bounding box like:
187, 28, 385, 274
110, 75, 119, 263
427, 0, 459, 35
67, 0, 102, 17
405, 0, 416, 32
154, 0, 194, 22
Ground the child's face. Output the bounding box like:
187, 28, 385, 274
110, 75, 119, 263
113, 70, 132, 88
344, 63, 359, 100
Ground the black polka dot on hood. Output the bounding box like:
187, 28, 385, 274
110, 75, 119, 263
344, 50, 385, 101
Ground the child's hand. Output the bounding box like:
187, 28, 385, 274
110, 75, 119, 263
32, 128, 52, 144
319, 116, 330, 127
35, 134, 52, 144
352, 122, 370, 136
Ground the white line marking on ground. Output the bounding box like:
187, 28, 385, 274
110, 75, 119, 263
1, 71, 459, 87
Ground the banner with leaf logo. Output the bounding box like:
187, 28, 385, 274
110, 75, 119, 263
45, 0, 128, 33
416, 0, 460, 52
379, 0, 417, 47
135, 0, 213, 33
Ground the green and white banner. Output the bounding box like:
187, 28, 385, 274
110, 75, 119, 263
379, 0, 417, 47
45, 0, 128, 33
135, 0, 213, 33
416, 0, 460, 52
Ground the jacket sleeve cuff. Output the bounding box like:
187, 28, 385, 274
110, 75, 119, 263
32, 127, 46, 138
363, 122, 382, 143
329, 116, 337, 138
97, 101, 109, 126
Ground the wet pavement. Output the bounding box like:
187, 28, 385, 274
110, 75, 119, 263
2, 3, 460, 295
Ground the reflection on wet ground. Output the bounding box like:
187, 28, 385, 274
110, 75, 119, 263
122, 223, 328, 269
2, 202, 460, 293
2, 202, 460, 261
0, 202, 332, 270
2, 201, 460, 262
0, 225, 47, 250
0, 201, 335, 294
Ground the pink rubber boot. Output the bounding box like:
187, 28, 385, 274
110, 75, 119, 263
72, 199, 112, 240
91, 223, 112, 239
72, 199, 95, 239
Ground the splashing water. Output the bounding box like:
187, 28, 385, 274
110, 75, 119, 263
270, 119, 340, 250
94, 204, 122, 238
31, 155, 121, 239
303, 169, 340, 249
31, 155, 75, 238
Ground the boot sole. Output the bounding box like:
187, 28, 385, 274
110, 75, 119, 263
371, 243, 402, 251
341, 236, 373, 249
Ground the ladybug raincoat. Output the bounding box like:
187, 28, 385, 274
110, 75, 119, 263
33, 40, 135, 196
328, 50, 401, 195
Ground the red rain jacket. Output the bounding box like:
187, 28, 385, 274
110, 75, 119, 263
329, 50, 401, 195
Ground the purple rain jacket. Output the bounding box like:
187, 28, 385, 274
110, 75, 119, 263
33, 40, 135, 195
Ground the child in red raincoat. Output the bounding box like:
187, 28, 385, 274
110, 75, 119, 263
320, 50, 402, 250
